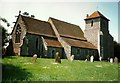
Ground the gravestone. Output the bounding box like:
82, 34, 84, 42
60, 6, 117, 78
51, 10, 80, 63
90, 56, 94, 62
55, 52, 61, 63
110, 58, 113, 63
70, 55, 74, 62
99, 56, 102, 61
114, 57, 118, 63
32, 54, 37, 63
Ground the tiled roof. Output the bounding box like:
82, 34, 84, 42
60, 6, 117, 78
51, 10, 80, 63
44, 38, 63, 48
21, 15, 56, 37
49, 17, 86, 40
85, 11, 109, 20
62, 37, 97, 49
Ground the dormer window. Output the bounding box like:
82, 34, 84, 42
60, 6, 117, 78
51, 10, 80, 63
91, 20, 93, 27
15, 24, 21, 43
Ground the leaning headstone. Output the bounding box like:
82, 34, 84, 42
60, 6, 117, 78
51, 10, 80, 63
90, 56, 94, 62
114, 57, 118, 63
55, 52, 61, 63
32, 54, 37, 63
110, 58, 113, 63
70, 55, 74, 62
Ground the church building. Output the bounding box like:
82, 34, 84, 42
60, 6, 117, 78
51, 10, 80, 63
9, 11, 114, 60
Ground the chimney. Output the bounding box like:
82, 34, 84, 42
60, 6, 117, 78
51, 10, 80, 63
86, 14, 89, 17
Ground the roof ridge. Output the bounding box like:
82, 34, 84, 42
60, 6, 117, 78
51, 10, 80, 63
21, 15, 48, 23
49, 17, 80, 28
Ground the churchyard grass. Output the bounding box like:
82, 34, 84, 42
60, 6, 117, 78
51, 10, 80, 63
2, 56, 119, 81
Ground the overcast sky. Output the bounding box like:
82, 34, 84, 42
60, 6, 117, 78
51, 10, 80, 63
0, 0, 119, 42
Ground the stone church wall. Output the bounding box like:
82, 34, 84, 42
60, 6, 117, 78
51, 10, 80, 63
20, 33, 63, 58
21, 34, 42, 57
84, 18, 100, 49
12, 16, 27, 55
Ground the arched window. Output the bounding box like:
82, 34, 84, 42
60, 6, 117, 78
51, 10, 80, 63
15, 24, 21, 43
91, 20, 93, 27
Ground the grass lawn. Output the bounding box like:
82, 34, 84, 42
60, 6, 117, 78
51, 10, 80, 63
2, 56, 119, 82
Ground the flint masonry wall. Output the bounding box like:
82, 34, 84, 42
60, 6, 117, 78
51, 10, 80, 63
21, 34, 43, 57
84, 18, 100, 49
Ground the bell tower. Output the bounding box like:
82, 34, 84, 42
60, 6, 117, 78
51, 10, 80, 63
84, 11, 114, 59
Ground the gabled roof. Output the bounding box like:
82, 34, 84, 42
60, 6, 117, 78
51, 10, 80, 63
85, 11, 109, 21
49, 17, 86, 40
62, 37, 96, 49
21, 15, 56, 38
